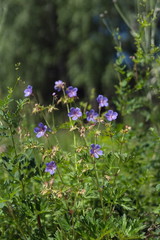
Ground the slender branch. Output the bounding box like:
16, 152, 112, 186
113, 1, 136, 36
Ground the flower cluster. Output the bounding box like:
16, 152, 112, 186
23, 81, 119, 172
53, 81, 78, 98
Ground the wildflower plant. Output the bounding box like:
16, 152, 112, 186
0, 2, 160, 239
1, 78, 158, 240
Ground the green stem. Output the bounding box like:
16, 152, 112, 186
83, 135, 88, 146
56, 167, 76, 239
62, 88, 78, 238
56, 167, 65, 187
113, 1, 136, 36
94, 107, 102, 144
102, 18, 113, 35
98, 107, 102, 130
73, 132, 78, 171
42, 111, 60, 146
151, 0, 158, 45
51, 97, 56, 128
8, 124, 25, 196
9, 125, 17, 156
92, 157, 106, 219
62, 88, 78, 170
144, 0, 151, 52
62, 88, 70, 114
119, 133, 125, 155
50, 100, 60, 145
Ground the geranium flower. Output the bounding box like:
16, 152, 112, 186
34, 122, 49, 138
86, 109, 98, 122
68, 107, 82, 120
45, 161, 57, 175
105, 110, 118, 121
54, 80, 65, 92
97, 95, 108, 107
66, 86, 78, 98
24, 85, 33, 97
90, 144, 103, 158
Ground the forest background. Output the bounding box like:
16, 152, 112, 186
0, 0, 137, 102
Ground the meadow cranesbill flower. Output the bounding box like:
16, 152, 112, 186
66, 86, 78, 98
54, 80, 65, 92
34, 122, 48, 138
24, 85, 33, 97
90, 144, 103, 158
105, 110, 118, 121
97, 95, 108, 107
86, 109, 98, 122
45, 161, 57, 175
68, 107, 82, 120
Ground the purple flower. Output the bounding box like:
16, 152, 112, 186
90, 144, 103, 158
34, 122, 48, 138
97, 95, 108, 107
86, 109, 99, 122
105, 110, 118, 121
66, 86, 78, 98
68, 107, 82, 120
54, 80, 65, 92
24, 85, 33, 97
45, 161, 57, 175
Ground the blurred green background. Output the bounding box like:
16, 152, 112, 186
0, 0, 139, 102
